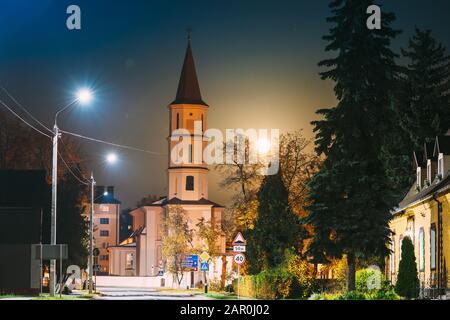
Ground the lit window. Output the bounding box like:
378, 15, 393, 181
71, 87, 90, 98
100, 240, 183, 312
186, 176, 194, 191
126, 253, 134, 269
100, 218, 109, 225
99, 205, 109, 212
419, 228, 425, 272
431, 225, 436, 270
100, 230, 109, 237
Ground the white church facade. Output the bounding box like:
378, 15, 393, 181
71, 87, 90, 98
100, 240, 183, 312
108, 39, 233, 288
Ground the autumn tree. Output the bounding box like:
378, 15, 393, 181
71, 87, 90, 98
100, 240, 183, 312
161, 205, 194, 287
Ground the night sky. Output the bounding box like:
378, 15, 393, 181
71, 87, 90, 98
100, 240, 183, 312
1, 0, 450, 208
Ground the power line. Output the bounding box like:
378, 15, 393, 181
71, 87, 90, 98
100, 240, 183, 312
58, 150, 90, 186
0, 99, 52, 139
1, 86, 53, 134
60, 129, 167, 156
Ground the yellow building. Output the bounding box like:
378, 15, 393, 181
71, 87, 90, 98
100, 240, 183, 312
388, 134, 450, 295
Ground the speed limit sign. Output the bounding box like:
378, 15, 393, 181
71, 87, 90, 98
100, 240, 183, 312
234, 253, 246, 265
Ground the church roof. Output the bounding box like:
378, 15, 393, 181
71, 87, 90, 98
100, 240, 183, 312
171, 40, 208, 106
147, 197, 224, 208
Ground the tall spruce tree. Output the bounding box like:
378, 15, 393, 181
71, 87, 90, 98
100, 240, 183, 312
395, 237, 419, 299
398, 28, 450, 149
306, 0, 400, 291
246, 171, 300, 274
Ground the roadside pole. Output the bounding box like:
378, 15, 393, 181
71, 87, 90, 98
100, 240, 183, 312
232, 232, 247, 300
59, 245, 63, 298
237, 264, 240, 299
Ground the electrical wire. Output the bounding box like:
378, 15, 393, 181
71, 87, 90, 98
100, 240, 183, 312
1, 86, 53, 134
58, 150, 90, 186
0, 99, 52, 139
60, 129, 167, 156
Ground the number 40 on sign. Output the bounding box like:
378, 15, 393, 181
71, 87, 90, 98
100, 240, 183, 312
234, 253, 246, 265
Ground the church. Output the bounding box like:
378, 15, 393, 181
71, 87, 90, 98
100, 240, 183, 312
108, 39, 233, 288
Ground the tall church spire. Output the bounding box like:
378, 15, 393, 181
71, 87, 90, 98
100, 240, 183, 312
172, 39, 208, 106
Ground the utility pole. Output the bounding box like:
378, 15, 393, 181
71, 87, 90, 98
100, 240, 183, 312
89, 172, 96, 294
49, 124, 59, 297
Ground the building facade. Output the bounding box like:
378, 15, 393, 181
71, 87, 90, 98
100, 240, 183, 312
388, 134, 450, 294
92, 186, 121, 274
109, 39, 232, 287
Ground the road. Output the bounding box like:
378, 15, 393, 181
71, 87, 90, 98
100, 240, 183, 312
93, 286, 214, 300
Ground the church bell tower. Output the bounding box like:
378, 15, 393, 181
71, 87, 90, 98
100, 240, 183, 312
167, 39, 209, 201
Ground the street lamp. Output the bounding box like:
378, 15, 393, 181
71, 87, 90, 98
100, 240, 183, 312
88, 155, 117, 294
49, 88, 93, 297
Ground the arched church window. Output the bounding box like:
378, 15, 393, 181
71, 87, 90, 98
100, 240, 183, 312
186, 176, 194, 191
188, 144, 193, 163
176, 113, 180, 129
201, 114, 204, 132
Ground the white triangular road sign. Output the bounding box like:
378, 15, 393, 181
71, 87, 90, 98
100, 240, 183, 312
233, 232, 247, 245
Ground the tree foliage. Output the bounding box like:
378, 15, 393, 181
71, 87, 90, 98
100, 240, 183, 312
161, 205, 194, 287
246, 171, 302, 273
306, 0, 400, 291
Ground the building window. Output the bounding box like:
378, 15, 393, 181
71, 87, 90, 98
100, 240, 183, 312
126, 253, 134, 269
186, 176, 194, 191
431, 224, 436, 270
176, 113, 180, 130
188, 144, 193, 163
100, 230, 109, 237
419, 228, 425, 272
99, 204, 109, 212
100, 255, 109, 261
100, 218, 109, 225
201, 114, 204, 132
391, 238, 395, 274
438, 153, 444, 177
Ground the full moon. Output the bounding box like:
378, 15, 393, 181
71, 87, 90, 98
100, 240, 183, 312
256, 138, 271, 154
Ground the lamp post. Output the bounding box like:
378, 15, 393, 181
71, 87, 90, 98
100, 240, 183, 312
88, 153, 117, 294
49, 88, 93, 297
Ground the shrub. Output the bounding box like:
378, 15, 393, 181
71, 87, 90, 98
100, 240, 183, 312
356, 268, 385, 293
232, 252, 316, 299
395, 237, 419, 299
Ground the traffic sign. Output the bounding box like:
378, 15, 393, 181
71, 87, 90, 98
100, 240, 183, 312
93, 248, 100, 257
232, 232, 247, 246
234, 253, 246, 265
181, 254, 199, 271
93, 264, 101, 272
200, 251, 210, 262
200, 261, 209, 272
233, 245, 246, 253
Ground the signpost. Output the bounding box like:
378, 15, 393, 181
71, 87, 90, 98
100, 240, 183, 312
200, 261, 209, 272
181, 254, 199, 271
232, 233, 247, 299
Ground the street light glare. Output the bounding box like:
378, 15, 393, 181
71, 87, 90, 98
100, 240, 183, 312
106, 153, 118, 164
103, 191, 108, 196
76, 88, 93, 104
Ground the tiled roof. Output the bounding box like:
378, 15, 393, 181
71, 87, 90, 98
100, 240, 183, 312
94, 194, 121, 205
147, 197, 224, 208
395, 171, 450, 214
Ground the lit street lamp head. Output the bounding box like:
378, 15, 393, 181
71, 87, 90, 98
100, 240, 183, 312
76, 88, 93, 104
106, 153, 118, 164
